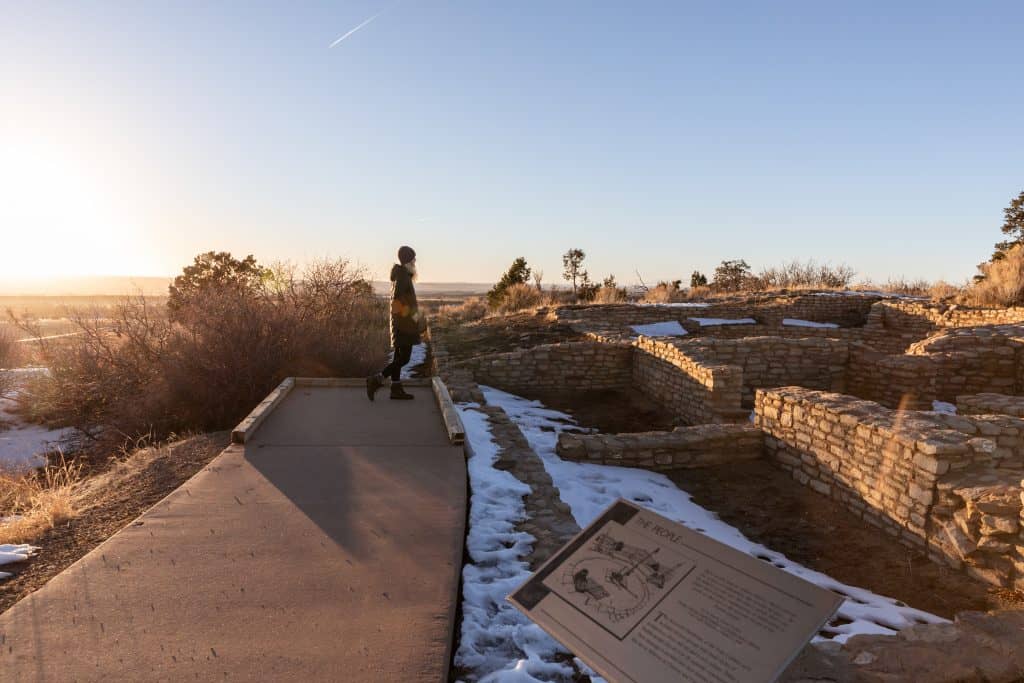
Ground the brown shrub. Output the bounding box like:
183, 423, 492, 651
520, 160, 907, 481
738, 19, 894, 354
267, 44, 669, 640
592, 285, 627, 304
641, 282, 685, 304
964, 245, 1024, 307
928, 280, 963, 301
15, 258, 388, 440
754, 260, 856, 290
496, 283, 542, 313
0, 327, 22, 395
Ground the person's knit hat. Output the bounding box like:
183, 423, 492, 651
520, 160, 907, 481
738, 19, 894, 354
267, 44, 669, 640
398, 246, 416, 265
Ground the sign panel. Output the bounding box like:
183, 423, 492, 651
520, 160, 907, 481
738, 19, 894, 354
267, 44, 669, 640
509, 499, 843, 683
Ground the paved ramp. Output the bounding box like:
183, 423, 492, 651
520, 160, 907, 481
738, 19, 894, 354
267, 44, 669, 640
0, 380, 467, 682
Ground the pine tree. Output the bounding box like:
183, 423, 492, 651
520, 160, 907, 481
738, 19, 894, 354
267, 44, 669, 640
487, 257, 532, 308
993, 190, 1024, 261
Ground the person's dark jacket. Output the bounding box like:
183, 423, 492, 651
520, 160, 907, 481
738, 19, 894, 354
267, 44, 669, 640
390, 263, 421, 346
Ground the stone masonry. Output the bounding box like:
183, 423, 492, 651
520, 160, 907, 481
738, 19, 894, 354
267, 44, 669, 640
756, 386, 1024, 589
958, 392, 1024, 418
555, 423, 763, 471
452, 341, 633, 395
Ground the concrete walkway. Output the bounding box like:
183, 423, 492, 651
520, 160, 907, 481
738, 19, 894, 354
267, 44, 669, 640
0, 382, 467, 682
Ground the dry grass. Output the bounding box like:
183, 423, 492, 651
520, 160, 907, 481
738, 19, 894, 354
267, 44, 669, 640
0, 327, 20, 396
437, 296, 489, 324
592, 285, 627, 304
964, 245, 1024, 307
0, 452, 82, 545
640, 282, 685, 303
496, 283, 543, 313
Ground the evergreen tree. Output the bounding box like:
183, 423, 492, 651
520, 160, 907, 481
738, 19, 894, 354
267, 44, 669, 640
711, 259, 752, 292
993, 190, 1024, 261
487, 257, 532, 308
168, 251, 268, 317
562, 248, 588, 295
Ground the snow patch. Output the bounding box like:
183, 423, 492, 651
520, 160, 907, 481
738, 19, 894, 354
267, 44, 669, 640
636, 302, 710, 309
480, 386, 946, 644
689, 317, 757, 327
932, 401, 957, 415
401, 343, 428, 380
630, 321, 687, 337
0, 543, 38, 580
783, 318, 840, 329
0, 369, 74, 472
455, 404, 576, 682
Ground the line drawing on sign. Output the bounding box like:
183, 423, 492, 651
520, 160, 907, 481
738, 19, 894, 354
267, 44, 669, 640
551, 527, 696, 638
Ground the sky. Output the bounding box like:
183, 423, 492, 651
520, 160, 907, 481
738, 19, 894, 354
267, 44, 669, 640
2, 1, 1022, 287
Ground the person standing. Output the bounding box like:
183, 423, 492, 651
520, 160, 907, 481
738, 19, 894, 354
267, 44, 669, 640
367, 246, 421, 401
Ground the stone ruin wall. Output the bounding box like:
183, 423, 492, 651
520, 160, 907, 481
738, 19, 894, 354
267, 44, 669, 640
631, 337, 745, 424
845, 345, 937, 409
550, 293, 881, 328
846, 325, 1024, 409
756, 387, 1024, 590
556, 424, 763, 471
959, 393, 1024, 418
450, 341, 633, 396
681, 336, 848, 405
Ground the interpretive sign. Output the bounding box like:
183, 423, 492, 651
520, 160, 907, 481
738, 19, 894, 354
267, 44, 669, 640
509, 499, 843, 683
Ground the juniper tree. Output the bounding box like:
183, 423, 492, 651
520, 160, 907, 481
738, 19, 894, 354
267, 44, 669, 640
487, 257, 532, 308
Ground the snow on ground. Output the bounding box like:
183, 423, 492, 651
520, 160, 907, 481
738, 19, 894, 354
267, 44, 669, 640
454, 404, 582, 683
636, 302, 710, 308
932, 401, 957, 415
401, 343, 428, 380
479, 386, 946, 644
689, 317, 757, 326
0, 544, 39, 580
0, 369, 73, 473
629, 321, 687, 337
783, 318, 840, 329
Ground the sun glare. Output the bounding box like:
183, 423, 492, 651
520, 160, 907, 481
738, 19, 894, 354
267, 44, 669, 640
0, 136, 149, 279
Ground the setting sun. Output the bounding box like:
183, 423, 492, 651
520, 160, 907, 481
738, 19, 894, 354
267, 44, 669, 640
0, 135, 154, 278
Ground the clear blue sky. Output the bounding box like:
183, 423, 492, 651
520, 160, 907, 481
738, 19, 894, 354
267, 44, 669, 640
2, 1, 1021, 286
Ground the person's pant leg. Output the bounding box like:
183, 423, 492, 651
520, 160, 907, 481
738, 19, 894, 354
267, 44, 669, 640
395, 343, 413, 380
384, 343, 412, 382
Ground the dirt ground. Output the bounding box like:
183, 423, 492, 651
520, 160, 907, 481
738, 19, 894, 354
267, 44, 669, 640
524, 388, 681, 433
666, 460, 1024, 619
0, 431, 229, 615
434, 311, 583, 364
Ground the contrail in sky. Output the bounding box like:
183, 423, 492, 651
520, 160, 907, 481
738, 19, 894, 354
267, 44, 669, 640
329, 10, 385, 48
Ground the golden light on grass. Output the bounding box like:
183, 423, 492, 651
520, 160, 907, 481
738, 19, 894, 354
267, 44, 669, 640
0, 451, 82, 545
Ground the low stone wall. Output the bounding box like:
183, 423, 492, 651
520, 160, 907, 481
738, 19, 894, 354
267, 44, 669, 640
756, 387, 964, 546
451, 341, 633, 395
632, 337, 745, 424
958, 392, 1024, 418
845, 344, 937, 409
551, 292, 881, 328
910, 325, 1024, 400
843, 325, 1024, 408
877, 299, 1024, 329
756, 387, 1024, 590
556, 424, 763, 471
684, 336, 848, 405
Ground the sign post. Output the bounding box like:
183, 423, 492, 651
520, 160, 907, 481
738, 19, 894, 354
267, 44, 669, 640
509, 499, 842, 683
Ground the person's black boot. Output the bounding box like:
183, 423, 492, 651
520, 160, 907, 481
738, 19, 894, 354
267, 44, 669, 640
366, 373, 384, 401
390, 382, 414, 400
